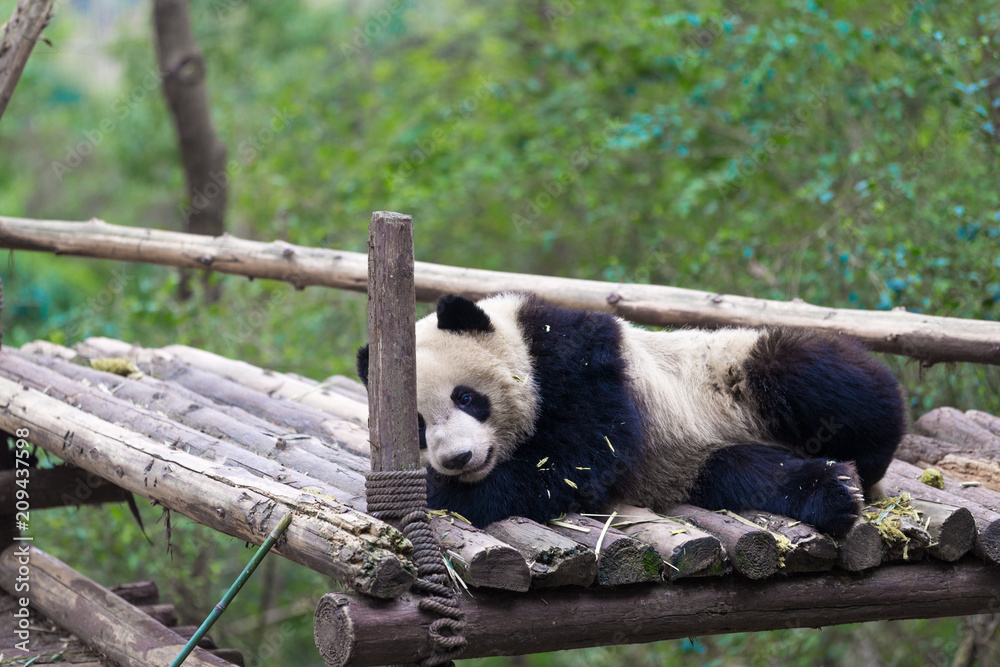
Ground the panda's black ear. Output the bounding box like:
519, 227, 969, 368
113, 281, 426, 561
437, 294, 494, 334
356, 344, 370, 387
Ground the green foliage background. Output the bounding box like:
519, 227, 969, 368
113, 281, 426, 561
3, 0, 1000, 664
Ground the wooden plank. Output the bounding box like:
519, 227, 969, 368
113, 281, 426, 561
432, 516, 531, 592
544, 513, 663, 586
736, 511, 838, 573
609, 504, 725, 579
669, 505, 779, 580
485, 518, 597, 588
0, 545, 231, 667
3, 217, 1000, 365
315, 559, 1000, 666
0, 376, 414, 597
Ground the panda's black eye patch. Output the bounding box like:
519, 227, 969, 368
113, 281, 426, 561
417, 413, 427, 450
451, 386, 490, 423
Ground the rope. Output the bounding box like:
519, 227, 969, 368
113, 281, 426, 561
366, 470, 467, 666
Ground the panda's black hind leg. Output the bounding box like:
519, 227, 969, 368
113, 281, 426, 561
686, 445, 864, 538
742, 328, 906, 491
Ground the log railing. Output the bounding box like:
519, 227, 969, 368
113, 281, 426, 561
2, 216, 999, 366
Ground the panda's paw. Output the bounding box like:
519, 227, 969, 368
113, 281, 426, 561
804, 460, 864, 538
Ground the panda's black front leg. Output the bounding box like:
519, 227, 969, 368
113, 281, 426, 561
686, 444, 864, 538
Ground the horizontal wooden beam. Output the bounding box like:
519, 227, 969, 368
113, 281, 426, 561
0, 465, 128, 512
315, 558, 1000, 666
1, 216, 998, 365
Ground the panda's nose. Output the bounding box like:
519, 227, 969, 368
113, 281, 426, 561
441, 451, 473, 470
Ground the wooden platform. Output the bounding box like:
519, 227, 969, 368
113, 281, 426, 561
3, 337, 1000, 665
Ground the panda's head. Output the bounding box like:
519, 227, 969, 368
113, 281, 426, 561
357, 293, 538, 483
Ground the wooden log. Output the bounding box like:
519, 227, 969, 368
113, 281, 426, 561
110, 580, 160, 606
78, 336, 371, 434
894, 433, 981, 467
0, 545, 231, 667
736, 510, 837, 572
314, 559, 1000, 667
888, 459, 1000, 564
609, 504, 725, 579
4, 217, 1000, 366
1, 350, 367, 508
432, 516, 531, 592
544, 513, 663, 586
880, 471, 976, 562
366, 211, 420, 474
73, 338, 372, 459
835, 520, 886, 571
0, 376, 414, 597
0, 465, 128, 513
139, 603, 178, 627
485, 518, 597, 588
967, 410, 1000, 436
914, 407, 1000, 450
0, 0, 56, 121
669, 504, 779, 579
871, 509, 930, 563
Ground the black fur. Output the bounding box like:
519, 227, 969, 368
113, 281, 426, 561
437, 295, 494, 334
687, 445, 863, 537
451, 386, 491, 423
356, 344, 370, 386
742, 328, 905, 488
427, 296, 645, 528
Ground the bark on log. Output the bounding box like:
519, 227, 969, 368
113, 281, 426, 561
78, 336, 370, 434
0, 545, 231, 667
366, 211, 420, 474
152, 0, 227, 239
485, 517, 597, 588
737, 510, 838, 572
2, 349, 367, 507
894, 433, 984, 467
835, 520, 886, 571
967, 410, 1000, 437
0, 465, 128, 512
669, 505, 779, 580
544, 513, 663, 586
432, 516, 531, 592
3, 217, 1000, 365
888, 460, 1000, 564
914, 407, 1000, 450
111, 580, 161, 606
314, 559, 1000, 667
0, 376, 415, 597
609, 504, 725, 579
0, 0, 56, 121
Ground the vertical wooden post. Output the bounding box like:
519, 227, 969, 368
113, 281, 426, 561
366, 211, 420, 473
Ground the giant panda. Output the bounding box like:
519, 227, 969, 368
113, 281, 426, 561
356, 292, 905, 538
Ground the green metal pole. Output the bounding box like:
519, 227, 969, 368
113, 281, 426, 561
170, 512, 293, 667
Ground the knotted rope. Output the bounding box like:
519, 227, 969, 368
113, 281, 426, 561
366, 470, 467, 666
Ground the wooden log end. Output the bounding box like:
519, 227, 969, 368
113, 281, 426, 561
462, 546, 532, 592
732, 531, 780, 580
928, 507, 976, 562
362, 555, 417, 599
836, 520, 886, 571
666, 535, 724, 580
314, 593, 356, 667
597, 540, 663, 586
976, 520, 1000, 565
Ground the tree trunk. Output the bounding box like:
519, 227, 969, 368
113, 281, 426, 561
0, 0, 56, 121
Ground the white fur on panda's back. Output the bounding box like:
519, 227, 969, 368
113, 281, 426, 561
616, 325, 769, 509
